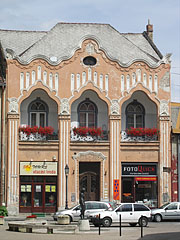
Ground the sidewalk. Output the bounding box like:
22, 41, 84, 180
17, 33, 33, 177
1, 216, 180, 240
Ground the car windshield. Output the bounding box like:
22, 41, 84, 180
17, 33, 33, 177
159, 203, 170, 209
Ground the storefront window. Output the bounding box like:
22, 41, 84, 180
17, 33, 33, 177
45, 185, 57, 206
20, 184, 32, 207
135, 180, 157, 208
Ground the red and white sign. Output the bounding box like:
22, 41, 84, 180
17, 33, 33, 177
20, 161, 57, 176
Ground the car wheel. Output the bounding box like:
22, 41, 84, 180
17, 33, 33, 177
139, 217, 148, 227
129, 223, 137, 227
102, 217, 112, 227
154, 214, 162, 222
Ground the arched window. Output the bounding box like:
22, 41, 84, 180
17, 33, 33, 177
28, 98, 48, 127
126, 100, 145, 129
78, 98, 97, 128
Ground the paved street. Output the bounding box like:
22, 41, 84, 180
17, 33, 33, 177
1, 220, 180, 240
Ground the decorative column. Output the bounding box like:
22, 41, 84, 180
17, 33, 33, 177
159, 100, 171, 205
109, 100, 121, 202
57, 98, 71, 209
7, 98, 20, 215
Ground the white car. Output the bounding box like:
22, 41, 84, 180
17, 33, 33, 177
53, 201, 116, 221
89, 203, 151, 227
151, 202, 180, 222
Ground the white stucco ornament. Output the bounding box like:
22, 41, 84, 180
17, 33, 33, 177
8, 98, 18, 113
60, 98, 70, 114
85, 43, 95, 55
160, 100, 169, 116
110, 100, 119, 115
159, 71, 170, 92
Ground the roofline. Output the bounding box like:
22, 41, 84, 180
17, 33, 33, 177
143, 31, 163, 59
0, 28, 47, 33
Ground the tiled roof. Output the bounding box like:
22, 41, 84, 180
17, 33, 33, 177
0, 23, 162, 66
0, 29, 47, 56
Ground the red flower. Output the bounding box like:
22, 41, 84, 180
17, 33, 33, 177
19, 126, 54, 136
73, 127, 103, 138
126, 127, 159, 137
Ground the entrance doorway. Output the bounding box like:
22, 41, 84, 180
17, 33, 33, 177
122, 177, 134, 202
79, 162, 100, 201
19, 176, 57, 213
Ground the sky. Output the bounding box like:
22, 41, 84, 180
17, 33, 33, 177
0, 0, 179, 102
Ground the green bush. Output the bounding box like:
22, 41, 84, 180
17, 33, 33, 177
0, 206, 8, 216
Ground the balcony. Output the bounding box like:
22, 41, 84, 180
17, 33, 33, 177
70, 127, 108, 142
19, 126, 58, 141
121, 128, 159, 142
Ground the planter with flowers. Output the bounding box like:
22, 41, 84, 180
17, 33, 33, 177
71, 127, 103, 141
19, 126, 54, 141
26, 214, 37, 221
0, 205, 8, 225
121, 127, 159, 142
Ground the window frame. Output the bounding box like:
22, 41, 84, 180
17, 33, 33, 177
28, 98, 49, 127
78, 99, 98, 128
125, 100, 145, 129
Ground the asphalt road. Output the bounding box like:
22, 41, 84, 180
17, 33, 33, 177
0, 220, 180, 240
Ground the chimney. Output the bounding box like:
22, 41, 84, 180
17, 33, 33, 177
146, 19, 153, 41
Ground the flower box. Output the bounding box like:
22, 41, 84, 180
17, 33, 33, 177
26, 215, 37, 221
126, 127, 159, 137
73, 127, 103, 138
19, 126, 54, 136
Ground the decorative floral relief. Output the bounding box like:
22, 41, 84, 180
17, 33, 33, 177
8, 98, 18, 113
60, 98, 70, 114
110, 100, 119, 115
160, 100, 169, 116
85, 43, 95, 55
159, 71, 170, 92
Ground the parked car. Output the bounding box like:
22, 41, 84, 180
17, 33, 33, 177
151, 202, 180, 222
89, 203, 151, 227
53, 201, 116, 221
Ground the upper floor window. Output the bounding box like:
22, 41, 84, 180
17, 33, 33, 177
28, 98, 48, 127
126, 100, 145, 129
78, 98, 97, 127
83, 56, 97, 66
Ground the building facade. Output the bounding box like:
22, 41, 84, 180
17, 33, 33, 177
171, 102, 180, 202
0, 22, 171, 215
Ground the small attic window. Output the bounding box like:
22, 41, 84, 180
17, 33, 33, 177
83, 56, 97, 66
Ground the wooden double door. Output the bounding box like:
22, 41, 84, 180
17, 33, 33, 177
79, 162, 100, 201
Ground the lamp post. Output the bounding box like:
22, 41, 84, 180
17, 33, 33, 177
65, 164, 69, 209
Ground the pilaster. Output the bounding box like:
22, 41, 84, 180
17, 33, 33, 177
7, 113, 20, 214
109, 114, 121, 202
159, 115, 171, 205
58, 114, 71, 208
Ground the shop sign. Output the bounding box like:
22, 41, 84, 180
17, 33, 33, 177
113, 179, 119, 200
20, 161, 57, 176
122, 164, 157, 176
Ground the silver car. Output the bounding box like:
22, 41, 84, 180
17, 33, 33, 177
151, 202, 180, 222
53, 201, 116, 221
89, 203, 151, 227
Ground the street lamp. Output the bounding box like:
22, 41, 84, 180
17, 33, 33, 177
65, 164, 69, 209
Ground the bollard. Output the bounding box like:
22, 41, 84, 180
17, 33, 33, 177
98, 214, 101, 235
140, 216, 143, 238
119, 214, 122, 236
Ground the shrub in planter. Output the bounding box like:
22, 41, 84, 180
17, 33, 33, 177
0, 206, 8, 216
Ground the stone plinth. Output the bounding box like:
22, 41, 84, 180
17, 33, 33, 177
78, 219, 90, 231
57, 215, 70, 225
